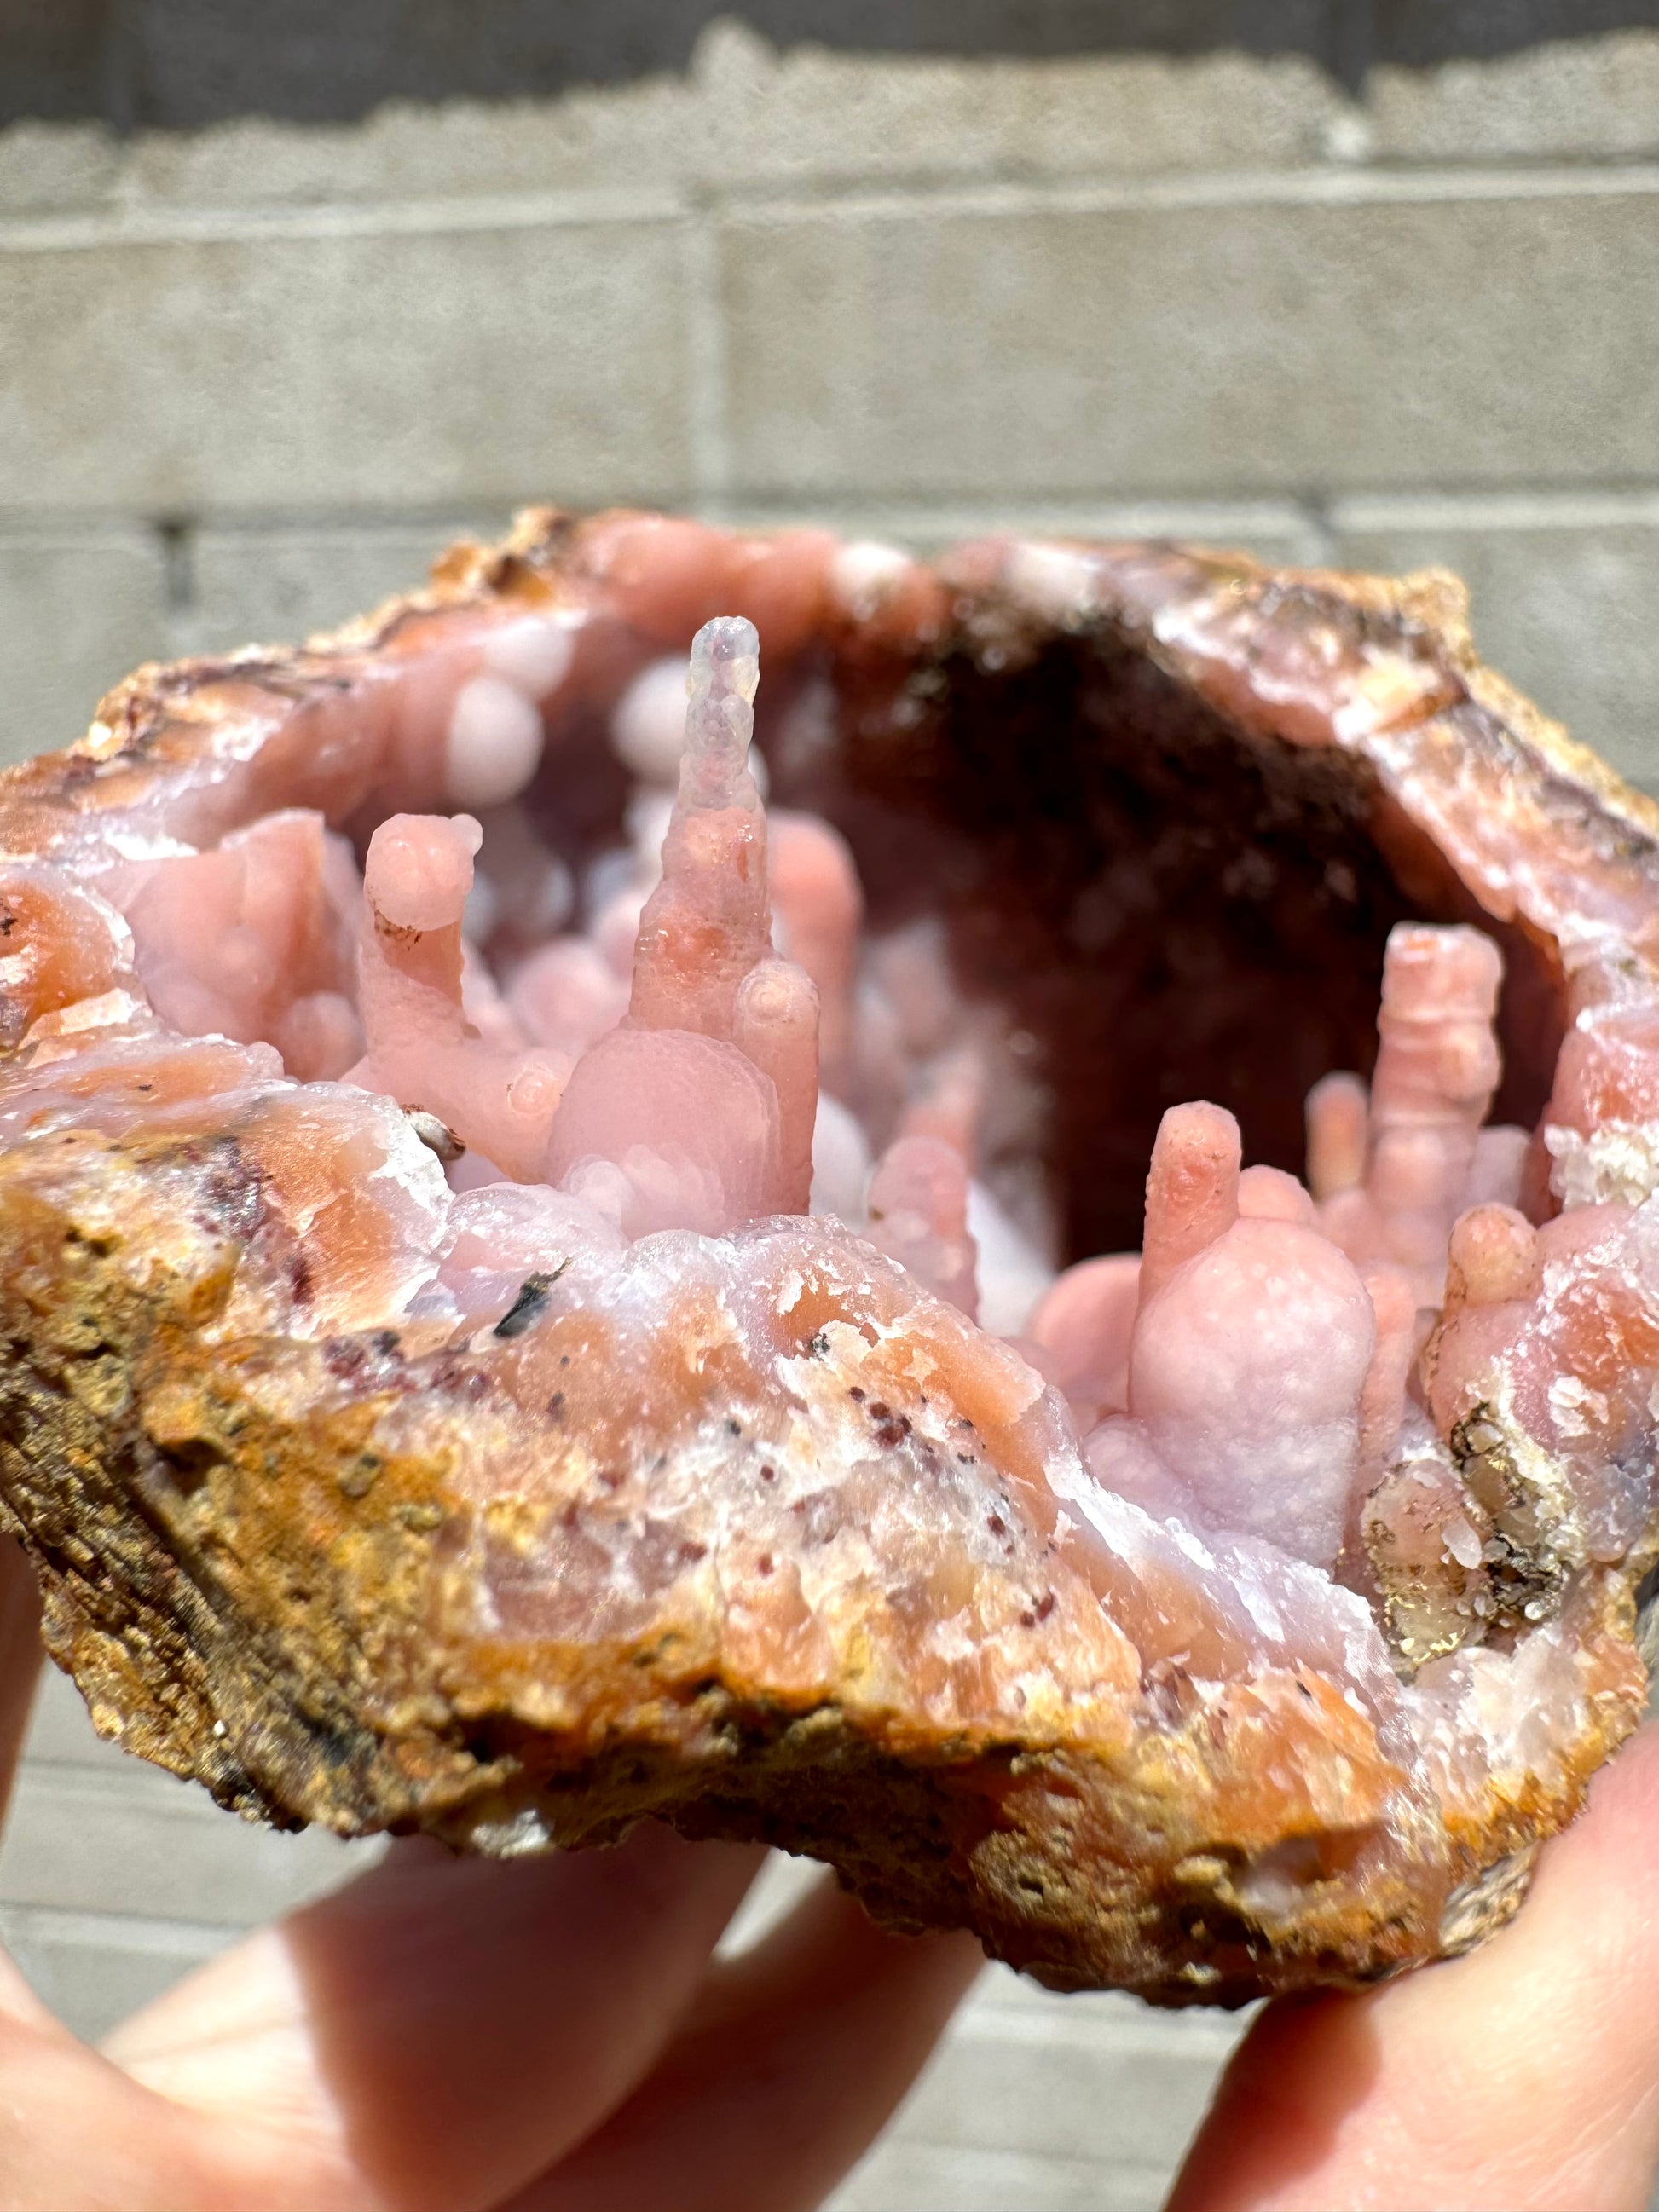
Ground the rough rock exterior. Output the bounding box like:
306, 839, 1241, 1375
0, 512, 1653, 2005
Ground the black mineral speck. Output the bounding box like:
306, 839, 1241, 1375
494, 1269, 559, 1339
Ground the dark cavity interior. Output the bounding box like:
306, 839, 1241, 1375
750, 621, 1564, 1262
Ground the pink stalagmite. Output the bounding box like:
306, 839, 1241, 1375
540, 616, 821, 1236
1306, 1069, 1369, 1202
1125, 1105, 1378, 1567
1356, 1267, 1420, 1487
1444, 1201, 1542, 1312
865, 1131, 979, 1317
628, 615, 772, 1039
1138, 1100, 1241, 1300
1321, 923, 1505, 1301
732, 956, 820, 1215
349, 811, 564, 1181
123, 808, 362, 1080
767, 810, 863, 1082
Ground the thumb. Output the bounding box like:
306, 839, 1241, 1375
1170, 1723, 1659, 2212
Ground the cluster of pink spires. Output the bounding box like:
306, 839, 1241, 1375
351, 617, 830, 1221
339, 615, 1531, 1578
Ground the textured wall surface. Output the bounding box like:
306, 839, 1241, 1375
1, 10, 1656, 2207
3, 10, 1659, 785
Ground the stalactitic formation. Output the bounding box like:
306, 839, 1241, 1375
0, 509, 1654, 2003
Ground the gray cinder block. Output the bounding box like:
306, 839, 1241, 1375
0, 214, 691, 512
0, 1759, 375, 1926
178, 519, 507, 657
720, 184, 1659, 500
0, 530, 168, 762
1369, 30, 1659, 162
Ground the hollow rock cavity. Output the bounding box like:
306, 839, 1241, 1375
0, 510, 1655, 2003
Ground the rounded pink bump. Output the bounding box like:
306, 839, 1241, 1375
1029, 1252, 1142, 1424
1446, 1203, 1542, 1311
584, 514, 738, 643
1130, 1215, 1376, 1568
829, 540, 914, 622
445, 676, 544, 810
1238, 1164, 1315, 1223
725, 530, 836, 659
612, 656, 691, 783
366, 813, 481, 933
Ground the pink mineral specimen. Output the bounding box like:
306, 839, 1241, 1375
0, 507, 1654, 2005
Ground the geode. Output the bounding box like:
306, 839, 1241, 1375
1, 510, 1655, 2007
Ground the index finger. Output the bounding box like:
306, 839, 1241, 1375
107, 1824, 763, 2212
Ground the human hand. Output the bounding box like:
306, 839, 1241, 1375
0, 1542, 980, 2211
1169, 1719, 1659, 2212
14, 1457, 1657, 2212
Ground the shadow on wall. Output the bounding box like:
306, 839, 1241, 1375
8, 0, 1659, 128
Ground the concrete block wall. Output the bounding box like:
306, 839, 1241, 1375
0, 11, 1656, 2206
2, 14, 1657, 778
